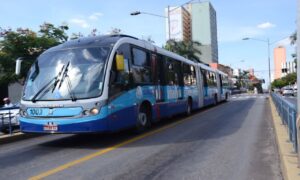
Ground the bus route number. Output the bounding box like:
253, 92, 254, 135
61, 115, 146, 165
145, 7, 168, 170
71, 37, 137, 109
29, 108, 43, 116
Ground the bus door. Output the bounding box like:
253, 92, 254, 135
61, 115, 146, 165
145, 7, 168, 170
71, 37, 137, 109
151, 54, 163, 102
217, 74, 222, 100
108, 44, 134, 131
196, 67, 204, 108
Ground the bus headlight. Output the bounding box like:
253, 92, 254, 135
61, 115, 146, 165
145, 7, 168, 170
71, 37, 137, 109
90, 108, 99, 115
82, 110, 90, 116
20, 109, 27, 117
82, 108, 100, 116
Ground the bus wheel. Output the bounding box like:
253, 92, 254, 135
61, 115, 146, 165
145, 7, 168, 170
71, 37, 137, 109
136, 106, 151, 133
214, 95, 218, 105
186, 99, 192, 116
225, 93, 228, 101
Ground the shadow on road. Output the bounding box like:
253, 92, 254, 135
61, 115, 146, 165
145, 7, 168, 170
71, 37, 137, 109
0, 98, 261, 171
39, 99, 256, 149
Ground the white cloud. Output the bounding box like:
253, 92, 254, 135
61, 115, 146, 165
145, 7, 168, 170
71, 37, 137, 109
88, 12, 103, 20
69, 18, 90, 28
257, 22, 276, 29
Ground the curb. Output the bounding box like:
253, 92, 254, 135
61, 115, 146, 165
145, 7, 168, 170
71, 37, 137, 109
269, 97, 300, 180
0, 132, 42, 145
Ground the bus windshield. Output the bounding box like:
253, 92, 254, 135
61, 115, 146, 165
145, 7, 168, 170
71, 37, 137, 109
23, 47, 111, 101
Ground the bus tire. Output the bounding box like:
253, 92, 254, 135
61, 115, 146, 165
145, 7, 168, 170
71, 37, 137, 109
214, 94, 218, 105
225, 93, 228, 101
186, 98, 192, 116
135, 104, 151, 133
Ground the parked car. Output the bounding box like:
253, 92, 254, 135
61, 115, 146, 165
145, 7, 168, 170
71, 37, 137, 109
0, 104, 20, 134
282, 86, 294, 96
273, 88, 281, 93
293, 85, 297, 96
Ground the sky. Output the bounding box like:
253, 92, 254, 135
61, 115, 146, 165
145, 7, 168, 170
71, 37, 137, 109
0, 0, 297, 88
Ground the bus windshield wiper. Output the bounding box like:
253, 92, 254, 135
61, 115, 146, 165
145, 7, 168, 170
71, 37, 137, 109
57, 62, 77, 101
31, 65, 65, 103
29, 61, 40, 81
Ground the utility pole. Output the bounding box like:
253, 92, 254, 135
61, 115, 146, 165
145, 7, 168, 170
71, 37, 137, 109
267, 38, 271, 93
296, 0, 300, 166
168, 6, 171, 40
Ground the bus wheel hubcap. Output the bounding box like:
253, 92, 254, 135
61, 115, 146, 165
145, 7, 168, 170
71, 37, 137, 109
138, 113, 147, 126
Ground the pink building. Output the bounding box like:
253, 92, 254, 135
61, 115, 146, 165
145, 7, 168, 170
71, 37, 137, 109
273, 47, 286, 79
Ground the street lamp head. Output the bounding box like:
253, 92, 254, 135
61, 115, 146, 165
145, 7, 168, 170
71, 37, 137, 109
242, 38, 250, 40
130, 11, 141, 16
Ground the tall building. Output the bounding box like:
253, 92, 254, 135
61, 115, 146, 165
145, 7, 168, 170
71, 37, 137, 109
273, 47, 286, 79
281, 61, 296, 76
165, 6, 191, 41
191, 2, 218, 64
165, 2, 218, 64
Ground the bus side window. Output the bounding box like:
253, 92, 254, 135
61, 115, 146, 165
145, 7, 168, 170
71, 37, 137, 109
219, 74, 223, 88
201, 69, 208, 87
131, 47, 152, 85
109, 44, 131, 97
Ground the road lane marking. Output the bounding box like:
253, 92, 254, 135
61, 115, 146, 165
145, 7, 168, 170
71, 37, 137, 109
29, 102, 230, 180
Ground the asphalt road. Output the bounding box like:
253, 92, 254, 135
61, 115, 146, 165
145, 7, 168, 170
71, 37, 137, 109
0, 94, 282, 180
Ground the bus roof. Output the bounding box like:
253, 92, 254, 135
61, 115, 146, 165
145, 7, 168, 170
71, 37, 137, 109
45, 34, 138, 52
44, 34, 226, 76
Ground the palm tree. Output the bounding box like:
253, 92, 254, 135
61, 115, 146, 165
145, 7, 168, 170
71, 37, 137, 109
290, 31, 297, 45
164, 39, 203, 63
290, 31, 297, 64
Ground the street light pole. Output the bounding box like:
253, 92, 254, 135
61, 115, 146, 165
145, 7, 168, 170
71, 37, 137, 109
243, 37, 272, 93
167, 6, 171, 40
296, 0, 300, 166
130, 0, 197, 41
130, 10, 170, 40
267, 38, 271, 93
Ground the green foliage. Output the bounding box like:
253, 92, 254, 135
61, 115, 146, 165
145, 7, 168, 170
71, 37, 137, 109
271, 72, 296, 89
290, 31, 297, 45
290, 31, 297, 63
0, 22, 69, 85
164, 39, 202, 63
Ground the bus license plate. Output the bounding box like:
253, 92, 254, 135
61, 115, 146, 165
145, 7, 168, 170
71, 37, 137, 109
44, 123, 58, 131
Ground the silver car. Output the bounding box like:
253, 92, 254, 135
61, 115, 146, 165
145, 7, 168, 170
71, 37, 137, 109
0, 105, 20, 134
282, 87, 294, 96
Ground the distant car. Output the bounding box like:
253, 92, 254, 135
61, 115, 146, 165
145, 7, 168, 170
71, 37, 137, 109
0, 104, 20, 134
282, 87, 294, 96
293, 85, 297, 96
273, 88, 281, 93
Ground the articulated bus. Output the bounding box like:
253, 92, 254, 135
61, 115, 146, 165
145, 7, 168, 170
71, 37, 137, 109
16, 35, 230, 133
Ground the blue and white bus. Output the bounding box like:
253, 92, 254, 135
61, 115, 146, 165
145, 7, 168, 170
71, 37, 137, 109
16, 35, 230, 133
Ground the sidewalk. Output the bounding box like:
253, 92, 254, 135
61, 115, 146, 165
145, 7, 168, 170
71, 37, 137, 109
269, 98, 300, 180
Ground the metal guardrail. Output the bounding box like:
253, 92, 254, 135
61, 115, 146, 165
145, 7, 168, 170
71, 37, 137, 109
0, 106, 20, 135
271, 92, 298, 152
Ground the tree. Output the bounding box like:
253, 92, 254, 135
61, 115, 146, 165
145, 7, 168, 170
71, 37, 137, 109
290, 31, 297, 45
109, 28, 121, 35
39, 22, 69, 42
70, 32, 84, 40
290, 31, 297, 64
164, 39, 202, 63
271, 72, 296, 89
0, 23, 69, 85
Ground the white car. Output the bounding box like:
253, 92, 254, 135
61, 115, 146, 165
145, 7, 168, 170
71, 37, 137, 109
293, 85, 297, 96
282, 87, 294, 96
0, 105, 20, 134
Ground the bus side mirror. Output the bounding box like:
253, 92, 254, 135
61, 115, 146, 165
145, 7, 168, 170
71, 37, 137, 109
15, 57, 23, 75
116, 53, 125, 71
